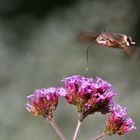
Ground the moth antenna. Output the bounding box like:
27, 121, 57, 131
86, 42, 94, 75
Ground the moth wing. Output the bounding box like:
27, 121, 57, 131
78, 33, 99, 41
107, 35, 139, 58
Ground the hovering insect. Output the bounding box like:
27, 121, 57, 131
79, 32, 136, 57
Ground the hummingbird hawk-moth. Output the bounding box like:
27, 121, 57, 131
79, 32, 136, 57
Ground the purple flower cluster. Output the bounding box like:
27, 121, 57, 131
105, 104, 136, 135
25, 87, 65, 117
25, 75, 136, 136
62, 75, 116, 118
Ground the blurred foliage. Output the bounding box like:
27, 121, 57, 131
0, 0, 79, 17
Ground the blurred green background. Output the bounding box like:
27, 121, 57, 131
0, 0, 140, 139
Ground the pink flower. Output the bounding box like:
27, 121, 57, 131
25, 87, 65, 117
105, 104, 136, 135
62, 75, 116, 119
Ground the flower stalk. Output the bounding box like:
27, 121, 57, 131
72, 113, 83, 140
46, 116, 66, 140
91, 132, 106, 140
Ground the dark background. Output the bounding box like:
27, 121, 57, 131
0, 0, 140, 140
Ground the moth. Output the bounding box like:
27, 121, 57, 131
79, 32, 136, 57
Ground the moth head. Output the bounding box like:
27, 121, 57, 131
96, 35, 107, 45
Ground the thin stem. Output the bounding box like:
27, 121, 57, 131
91, 132, 106, 140
46, 116, 66, 140
72, 113, 83, 140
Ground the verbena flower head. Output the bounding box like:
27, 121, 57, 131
62, 75, 116, 119
25, 87, 65, 118
104, 104, 136, 135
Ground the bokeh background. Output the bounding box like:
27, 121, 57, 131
0, 0, 140, 139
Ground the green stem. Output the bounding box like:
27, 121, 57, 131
72, 113, 83, 140
46, 116, 66, 140
91, 132, 106, 140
